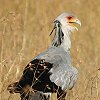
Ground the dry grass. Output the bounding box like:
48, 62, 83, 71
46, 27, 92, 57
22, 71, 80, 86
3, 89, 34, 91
0, 0, 100, 100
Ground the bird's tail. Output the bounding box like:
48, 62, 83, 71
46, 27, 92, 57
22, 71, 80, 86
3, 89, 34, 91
7, 82, 50, 100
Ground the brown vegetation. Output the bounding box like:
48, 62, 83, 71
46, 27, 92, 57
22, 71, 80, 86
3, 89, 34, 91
0, 0, 100, 100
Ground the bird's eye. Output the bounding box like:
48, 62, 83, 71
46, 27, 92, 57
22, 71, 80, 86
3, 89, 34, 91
67, 16, 73, 20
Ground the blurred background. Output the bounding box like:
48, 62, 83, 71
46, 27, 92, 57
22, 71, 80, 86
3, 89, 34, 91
0, 0, 100, 100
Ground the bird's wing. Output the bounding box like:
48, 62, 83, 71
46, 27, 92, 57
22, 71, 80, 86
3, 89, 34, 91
34, 46, 78, 91
16, 46, 78, 93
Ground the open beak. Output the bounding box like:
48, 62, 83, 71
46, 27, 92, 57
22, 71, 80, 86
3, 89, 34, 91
69, 18, 81, 31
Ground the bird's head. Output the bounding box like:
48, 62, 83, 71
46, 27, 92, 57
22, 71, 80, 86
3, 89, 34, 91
51, 12, 81, 49
54, 13, 81, 33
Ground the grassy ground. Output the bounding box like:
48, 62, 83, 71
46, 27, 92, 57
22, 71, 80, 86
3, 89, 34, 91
0, 0, 100, 100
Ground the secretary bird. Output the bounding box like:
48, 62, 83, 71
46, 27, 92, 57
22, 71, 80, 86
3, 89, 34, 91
7, 12, 81, 100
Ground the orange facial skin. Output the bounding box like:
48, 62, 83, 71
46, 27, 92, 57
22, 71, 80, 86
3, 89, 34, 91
66, 16, 77, 23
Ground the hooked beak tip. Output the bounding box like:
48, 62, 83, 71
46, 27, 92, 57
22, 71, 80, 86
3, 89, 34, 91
75, 19, 81, 27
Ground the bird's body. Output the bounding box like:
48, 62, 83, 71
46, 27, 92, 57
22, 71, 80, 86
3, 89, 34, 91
7, 12, 81, 100
35, 46, 78, 91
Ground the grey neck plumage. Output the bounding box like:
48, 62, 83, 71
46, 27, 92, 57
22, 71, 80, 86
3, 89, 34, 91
51, 21, 71, 51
